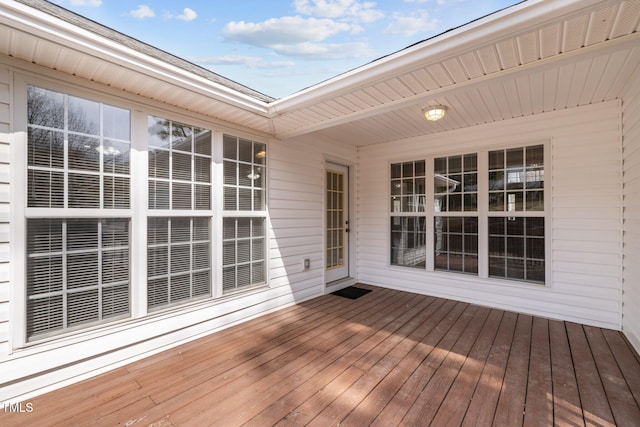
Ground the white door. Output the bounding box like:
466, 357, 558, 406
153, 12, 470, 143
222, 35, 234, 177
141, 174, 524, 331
325, 163, 349, 283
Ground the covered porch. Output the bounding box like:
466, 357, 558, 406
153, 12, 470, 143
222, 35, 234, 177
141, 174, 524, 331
3, 285, 639, 426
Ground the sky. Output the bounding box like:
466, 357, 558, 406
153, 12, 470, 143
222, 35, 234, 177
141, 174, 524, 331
52, 0, 521, 99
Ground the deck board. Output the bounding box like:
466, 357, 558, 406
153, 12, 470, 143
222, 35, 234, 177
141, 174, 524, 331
2, 284, 639, 427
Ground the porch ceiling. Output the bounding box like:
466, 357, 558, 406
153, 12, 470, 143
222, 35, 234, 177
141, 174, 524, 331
270, 0, 640, 145
1, 0, 639, 145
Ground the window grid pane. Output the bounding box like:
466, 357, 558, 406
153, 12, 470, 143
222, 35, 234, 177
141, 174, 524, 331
489, 144, 544, 212
434, 217, 479, 274
147, 217, 211, 310
488, 217, 545, 283
223, 135, 267, 212
390, 217, 426, 268
27, 86, 131, 209
434, 153, 477, 212
26, 218, 130, 340
148, 116, 212, 210
222, 218, 266, 293
390, 160, 426, 213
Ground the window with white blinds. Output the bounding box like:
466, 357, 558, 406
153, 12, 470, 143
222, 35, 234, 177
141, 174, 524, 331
27, 86, 131, 209
147, 217, 211, 309
223, 135, 267, 293
148, 116, 212, 210
147, 116, 213, 309
26, 218, 130, 340
25, 86, 131, 341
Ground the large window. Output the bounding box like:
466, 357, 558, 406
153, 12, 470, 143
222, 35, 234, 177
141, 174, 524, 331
23, 85, 270, 344
222, 135, 267, 293
390, 143, 545, 284
147, 117, 212, 309
26, 86, 131, 340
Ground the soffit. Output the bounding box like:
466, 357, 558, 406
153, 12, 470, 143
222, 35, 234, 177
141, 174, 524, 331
270, 0, 640, 146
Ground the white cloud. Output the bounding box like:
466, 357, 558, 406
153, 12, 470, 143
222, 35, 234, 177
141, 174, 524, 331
383, 10, 440, 36
224, 16, 351, 46
130, 5, 155, 19
293, 0, 384, 23
175, 8, 198, 22
194, 55, 295, 70
70, 0, 102, 6
272, 41, 375, 60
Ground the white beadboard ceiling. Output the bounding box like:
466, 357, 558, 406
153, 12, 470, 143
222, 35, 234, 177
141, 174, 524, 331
1, 0, 639, 146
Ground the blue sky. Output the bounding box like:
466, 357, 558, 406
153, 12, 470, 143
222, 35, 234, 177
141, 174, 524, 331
53, 0, 520, 98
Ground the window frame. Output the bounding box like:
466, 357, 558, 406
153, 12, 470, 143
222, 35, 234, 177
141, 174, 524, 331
387, 140, 551, 287
12, 76, 271, 350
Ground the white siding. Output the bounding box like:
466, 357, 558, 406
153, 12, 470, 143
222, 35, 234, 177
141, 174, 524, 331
0, 65, 9, 351
622, 70, 640, 354
269, 134, 357, 295
357, 101, 623, 329
0, 60, 355, 402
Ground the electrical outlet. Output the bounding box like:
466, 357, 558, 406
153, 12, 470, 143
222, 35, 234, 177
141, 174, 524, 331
303, 258, 310, 270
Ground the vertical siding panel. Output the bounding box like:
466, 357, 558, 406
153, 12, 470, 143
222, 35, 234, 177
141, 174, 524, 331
622, 70, 640, 354
0, 65, 9, 350
357, 102, 623, 329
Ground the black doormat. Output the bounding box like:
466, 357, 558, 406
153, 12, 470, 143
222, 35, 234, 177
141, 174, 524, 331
331, 286, 372, 300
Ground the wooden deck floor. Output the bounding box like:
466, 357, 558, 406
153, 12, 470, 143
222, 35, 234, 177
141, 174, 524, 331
2, 284, 640, 426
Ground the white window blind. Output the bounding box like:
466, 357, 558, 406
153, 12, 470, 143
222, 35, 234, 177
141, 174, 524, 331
147, 217, 211, 309
148, 116, 212, 210
26, 219, 130, 340
25, 85, 132, 342
222, 135, 267, 294
27, 86, 131, 209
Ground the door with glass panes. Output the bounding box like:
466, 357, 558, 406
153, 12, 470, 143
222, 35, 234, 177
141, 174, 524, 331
325, 163, 349, 283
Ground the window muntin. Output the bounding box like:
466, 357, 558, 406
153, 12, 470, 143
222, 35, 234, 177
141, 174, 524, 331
434, 154, 477, 212
434, 217, 478, 274
390, 217, 426, 268
223, 218, 266, 292
391, 160, 425, 213
223, 135, 266, 211
488, 217, 545, 282
147, 217, 211, 310
26, 218, 130, 340
222, 135, 267, 294
489, 145, 544, 212
27, 86, 131, 209
148, 116, 212, 210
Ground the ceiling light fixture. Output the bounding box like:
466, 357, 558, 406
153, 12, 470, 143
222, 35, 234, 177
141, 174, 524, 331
423, 105, 448, 121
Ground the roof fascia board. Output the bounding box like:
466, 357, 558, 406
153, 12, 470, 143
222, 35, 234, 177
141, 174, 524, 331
269, 0, 612, 115
0, 0, 270, 115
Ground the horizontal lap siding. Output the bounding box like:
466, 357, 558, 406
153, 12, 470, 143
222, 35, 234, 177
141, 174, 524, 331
0, 66, 9, 349
357, 102, 623, 329
269, 135, 356, 297
622, 74, 640, 353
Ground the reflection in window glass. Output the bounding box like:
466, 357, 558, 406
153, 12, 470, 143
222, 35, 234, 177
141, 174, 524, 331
147, 116, 212, 210
434, 216, 478, 274
489, 145, 544, 212
488, 217, 545, 283
390, 217, 426, 268
223, 135, 266, 211
434, 153, 477, 212
391, 160, 426, 213
27, 85, 131, 209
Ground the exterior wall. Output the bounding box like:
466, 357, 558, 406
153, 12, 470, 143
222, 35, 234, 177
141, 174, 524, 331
622, 71, 640, 353
357, 101, 623, 329
270, 134, 357, 295
0, 59, 354, 402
